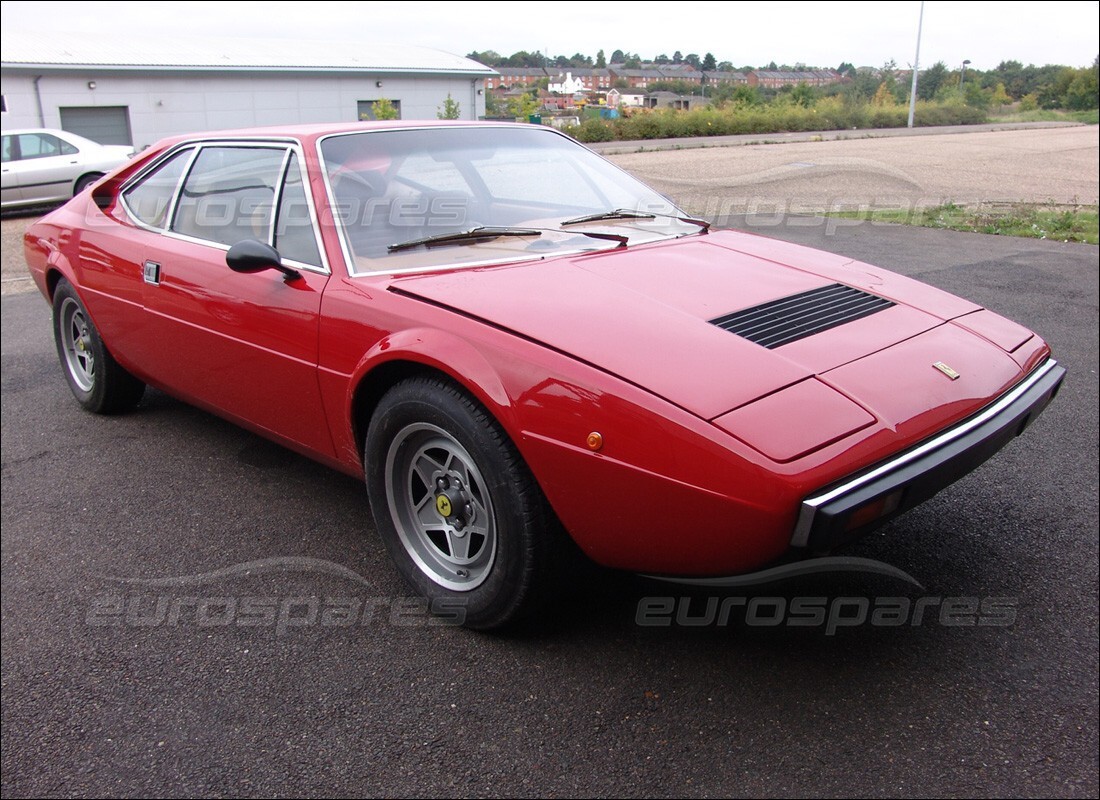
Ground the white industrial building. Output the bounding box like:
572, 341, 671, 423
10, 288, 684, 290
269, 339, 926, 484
0, 33, 495, 150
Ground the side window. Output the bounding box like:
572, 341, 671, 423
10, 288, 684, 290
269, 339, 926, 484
16, 133, 62, 160
121, 148, 194, 229
274, 153, 322, 267
172, 146, 286, 247
59, 138, 79, 156
1, 136, 11, 163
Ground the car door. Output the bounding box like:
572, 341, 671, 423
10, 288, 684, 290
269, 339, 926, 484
5, 132, 80, 204
132, 142, 336, 458
1, 135, 21, 206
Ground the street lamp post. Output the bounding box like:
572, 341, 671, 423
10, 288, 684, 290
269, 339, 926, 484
960, 59, 972, 89
907, 1, 924, 129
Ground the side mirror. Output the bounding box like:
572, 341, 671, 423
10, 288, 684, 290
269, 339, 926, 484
226, 239, 301, 281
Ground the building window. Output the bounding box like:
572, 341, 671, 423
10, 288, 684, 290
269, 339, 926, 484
357, 100, 402, 121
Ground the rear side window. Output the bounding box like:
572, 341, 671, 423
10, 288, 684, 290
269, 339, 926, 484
15, 133, 72, 160
121, 148, 193, 228
171, 146, 286, 247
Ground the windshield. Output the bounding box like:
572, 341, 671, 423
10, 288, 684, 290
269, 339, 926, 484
319, 126, 698, 274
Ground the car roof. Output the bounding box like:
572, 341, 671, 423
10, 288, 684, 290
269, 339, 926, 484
142, 119, 539, 151
3, 127, 78, 136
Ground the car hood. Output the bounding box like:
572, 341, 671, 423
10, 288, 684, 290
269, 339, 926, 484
390, 230, 985, 419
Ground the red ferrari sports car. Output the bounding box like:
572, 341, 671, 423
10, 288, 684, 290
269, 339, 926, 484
24, 121, 1064, 628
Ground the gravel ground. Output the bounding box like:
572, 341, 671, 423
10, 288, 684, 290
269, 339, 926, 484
605, 125, 1099, 217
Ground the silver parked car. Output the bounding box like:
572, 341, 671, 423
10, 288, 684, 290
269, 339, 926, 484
1, 128, 133, 209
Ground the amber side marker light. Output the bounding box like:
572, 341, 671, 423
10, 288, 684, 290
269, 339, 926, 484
586, 432, 604, 451
845, 491, 903, 532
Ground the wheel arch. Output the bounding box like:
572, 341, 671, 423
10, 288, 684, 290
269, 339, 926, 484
347, 329, 518, 468
45, 267, 67, 302
73, 171, 105, 195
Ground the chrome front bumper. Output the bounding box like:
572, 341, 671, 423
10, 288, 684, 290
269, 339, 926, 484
791, 358, 1066, 550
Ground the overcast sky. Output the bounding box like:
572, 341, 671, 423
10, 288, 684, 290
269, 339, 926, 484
1, 0, 1097, 71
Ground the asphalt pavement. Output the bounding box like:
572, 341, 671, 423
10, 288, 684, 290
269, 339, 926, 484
2, 217, 1097, 797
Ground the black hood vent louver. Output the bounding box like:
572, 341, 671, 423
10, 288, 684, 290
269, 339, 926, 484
710, 283, 895, 349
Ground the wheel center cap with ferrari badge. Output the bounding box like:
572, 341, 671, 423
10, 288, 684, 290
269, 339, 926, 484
436, 493, 453, 518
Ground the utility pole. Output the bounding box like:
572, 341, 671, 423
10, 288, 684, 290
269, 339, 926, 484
907, 0, 924, 129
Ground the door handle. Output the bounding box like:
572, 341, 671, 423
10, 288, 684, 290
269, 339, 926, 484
143, 260, 161, 285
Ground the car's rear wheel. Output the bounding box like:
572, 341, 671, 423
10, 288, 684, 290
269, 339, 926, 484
365, 376, 563, 630
73, 173, 103, 196
53, 279, 145, 414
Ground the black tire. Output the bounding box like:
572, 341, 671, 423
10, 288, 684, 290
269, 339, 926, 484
52, 279, 145, 414
73, 173, 103, 196
365, 376, 564, 630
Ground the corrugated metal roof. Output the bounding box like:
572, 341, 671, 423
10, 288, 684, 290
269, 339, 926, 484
0, 31, 496, 75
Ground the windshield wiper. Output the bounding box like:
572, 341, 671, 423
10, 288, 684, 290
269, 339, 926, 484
647, 210, 711, 231
388, 226, 541, 253
561, 209, 656, 226
560, 208, 711, 232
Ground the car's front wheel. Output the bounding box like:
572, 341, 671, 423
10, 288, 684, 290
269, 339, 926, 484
52, 279, 145, 414
365, 376, 564, 630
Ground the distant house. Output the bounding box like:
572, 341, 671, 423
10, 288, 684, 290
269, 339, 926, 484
703, 71, 749, 86
657, 65, 704, 85
747, 69, 844, 88
547, 68, 610, 92
644, 91, 709, 111
608, 65, 665, 89
487, 67, 547, 90
606, 89, 646, 109
548, 72, 586, 95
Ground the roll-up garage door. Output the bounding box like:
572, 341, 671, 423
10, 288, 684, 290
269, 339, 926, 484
59, 106, 133, 146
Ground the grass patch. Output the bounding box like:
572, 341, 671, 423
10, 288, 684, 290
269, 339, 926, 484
826, 202, 1099, 244
989, 109, 1099, 125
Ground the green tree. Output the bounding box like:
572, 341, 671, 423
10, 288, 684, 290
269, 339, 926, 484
437, 93, 461, 119
989, 82, 1012, 109
702, 53, 717, 72
994, 60, 1027, 98
964, 81, 991, 109
595, 49, 606, 68
611, 49, 625, 63
685, 53, 701, 69
728, 84, 762, 106
673, 51, 683, 64
917, 61, 949, 100
371, 98, 399, 120
484, 90, 504, 116
1040, 67, 1077, 108
506, 91, 540, 120
466, 50, 501, 66
790, 82, 817, 107
871, 82, 897, 106
1064, 60, 1099, 109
